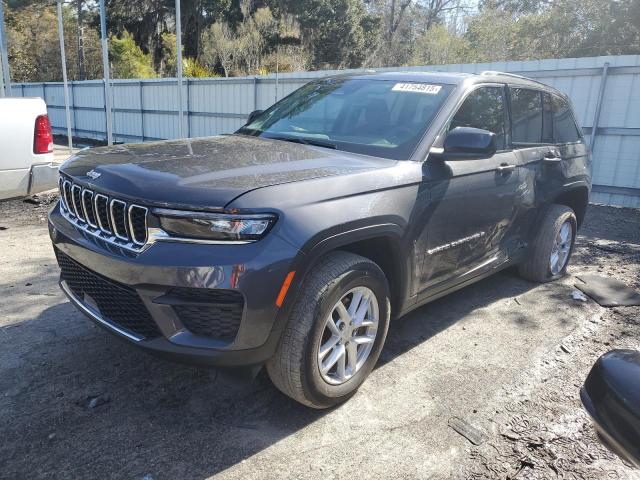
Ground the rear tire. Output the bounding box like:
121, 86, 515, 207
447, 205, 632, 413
266, 251, 390, 409
518, 204, 577, 283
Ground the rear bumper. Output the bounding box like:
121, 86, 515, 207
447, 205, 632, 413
0, 157, 57, 200
49, 203, 301, 367
29, 161, 59, 195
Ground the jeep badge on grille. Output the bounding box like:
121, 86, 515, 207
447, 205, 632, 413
87, 169, 101, 180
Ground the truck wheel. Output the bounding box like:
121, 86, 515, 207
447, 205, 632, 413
518, 204, 577, 283
266, 251, 390, 409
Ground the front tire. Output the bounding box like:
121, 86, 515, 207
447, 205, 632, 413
518, 204, 577, 283
266, 251, 390, 409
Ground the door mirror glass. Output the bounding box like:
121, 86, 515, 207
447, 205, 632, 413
442, 127, 497, 159
246, 109, 264, 126
581, 349, 640, 468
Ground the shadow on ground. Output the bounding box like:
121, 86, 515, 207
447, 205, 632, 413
3, 203, 635, 479
0, 266, 544, 479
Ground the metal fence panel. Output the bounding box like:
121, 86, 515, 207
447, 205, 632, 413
11, 54, 640, 207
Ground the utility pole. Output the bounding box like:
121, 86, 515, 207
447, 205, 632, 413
77, 0, 85, 81
99, 0, 113, 145
0, 0, 11, 96
57, 0, 73, 153
175, 0, 184, 139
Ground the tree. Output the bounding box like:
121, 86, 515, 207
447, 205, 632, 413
364, 0, 469, 67
201, 21, 236, 77
104, 0, 174, 70
109, 30, 156, 78
275, 0, 379, 69
5, 2, 101, 82
411, 23, 469, 65
159, 32, 178, 76
180, 0, 231, 58
4, 0, 640, 82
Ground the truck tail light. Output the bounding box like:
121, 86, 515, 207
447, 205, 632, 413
34, 114, 54, 154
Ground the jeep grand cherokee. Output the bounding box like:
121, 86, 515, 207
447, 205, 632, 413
49, 71, 590, 408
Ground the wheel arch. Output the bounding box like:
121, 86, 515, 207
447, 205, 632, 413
292, 223, 409, 319
552, 185, 590, 227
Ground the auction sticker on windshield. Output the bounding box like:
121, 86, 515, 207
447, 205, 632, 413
392, 83, 442, 94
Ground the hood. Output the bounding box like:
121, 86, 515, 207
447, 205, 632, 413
60, 135, 396, 210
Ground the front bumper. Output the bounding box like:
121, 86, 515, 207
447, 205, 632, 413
49, 203, 301, 367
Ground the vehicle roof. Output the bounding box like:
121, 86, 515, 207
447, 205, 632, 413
326, 70, 566, 97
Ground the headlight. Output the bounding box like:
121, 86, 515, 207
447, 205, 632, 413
154, 209, 276, 242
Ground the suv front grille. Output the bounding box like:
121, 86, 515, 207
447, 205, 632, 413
162, 287, 244, 341
59, 176, 148, 251
55, 249, 161, 340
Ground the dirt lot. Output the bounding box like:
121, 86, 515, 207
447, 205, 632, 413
0, 196, 639, 480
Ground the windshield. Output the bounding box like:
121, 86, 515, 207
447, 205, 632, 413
236, 78, 454, 160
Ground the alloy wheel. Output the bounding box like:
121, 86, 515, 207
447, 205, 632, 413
550, 220, 573, 275
317, 287, 379, 385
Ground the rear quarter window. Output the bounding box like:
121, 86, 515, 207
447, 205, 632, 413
550, 95, 582, 143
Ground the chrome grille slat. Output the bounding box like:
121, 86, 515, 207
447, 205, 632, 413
109, 199, 129, 241
58, 176, 149, 252
81, 189, 98, 228
58, 178, 67, 211
71, 185, 85, 221
63, 180, 73, 215
128, 205, 148, 245
94, 194, 111, 233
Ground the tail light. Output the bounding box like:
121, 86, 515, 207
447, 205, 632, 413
34, 114, 54, 154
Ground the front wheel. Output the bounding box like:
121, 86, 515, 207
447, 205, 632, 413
266, 251, 390, 409
518, 204, 577, 283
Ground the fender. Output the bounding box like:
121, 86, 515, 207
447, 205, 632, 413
265, 221, 410, 349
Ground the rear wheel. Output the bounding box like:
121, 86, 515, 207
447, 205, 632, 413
266, 251, 390, 409
518, 204, 577, 283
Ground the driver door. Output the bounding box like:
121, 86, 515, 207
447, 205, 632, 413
418, 85, 523, 294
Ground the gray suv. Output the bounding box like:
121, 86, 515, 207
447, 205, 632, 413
49, 71, 590, 408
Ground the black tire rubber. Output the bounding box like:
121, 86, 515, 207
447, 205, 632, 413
266, 251, 391, 409
518, 204, 577, 283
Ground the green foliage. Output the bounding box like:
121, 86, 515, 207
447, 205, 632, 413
411, 24, 469, 66
183, 57, 217, 77
201, 21, 236, 77
159, 32, 178, 76
109, 30, 156, 79
5, 2, 101, 82
285, 0, 377, 68
3, 0, 640, 82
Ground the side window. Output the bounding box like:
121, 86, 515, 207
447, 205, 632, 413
551, 95, 581, 143
510, 88, 543, 144
449, 87, 506, 150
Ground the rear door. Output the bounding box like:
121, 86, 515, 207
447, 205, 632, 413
507, 88, 587, 240
419, 84, 522, 292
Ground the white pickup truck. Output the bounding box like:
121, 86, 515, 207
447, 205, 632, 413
0, 97, 59, 200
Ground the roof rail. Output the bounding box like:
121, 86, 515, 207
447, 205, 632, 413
479, 70, 548, 87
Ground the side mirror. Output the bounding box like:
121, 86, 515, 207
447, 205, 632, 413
441, 127, 497, 160
246, 109, 263, 126
581, 349, 640, 468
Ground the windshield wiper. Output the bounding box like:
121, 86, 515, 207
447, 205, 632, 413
267, 135, 337, 149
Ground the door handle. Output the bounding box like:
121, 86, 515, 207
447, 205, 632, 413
496, 163, 516, 173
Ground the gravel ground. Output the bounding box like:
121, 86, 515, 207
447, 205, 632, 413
0, 196, 638, 480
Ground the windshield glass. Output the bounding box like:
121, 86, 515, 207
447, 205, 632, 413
236, 78, 454, 160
